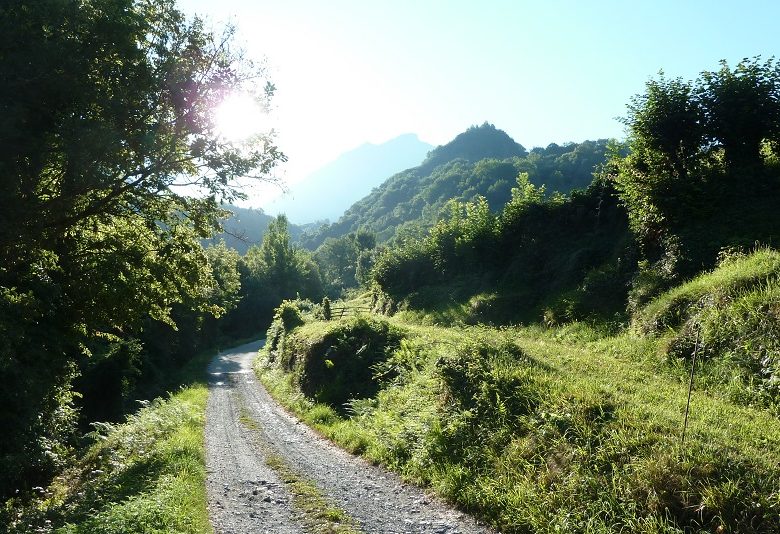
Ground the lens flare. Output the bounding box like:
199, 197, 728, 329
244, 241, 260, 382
213, 92, 267, 142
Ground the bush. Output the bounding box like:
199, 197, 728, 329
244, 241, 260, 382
434, 335, 546, 461
286, 317, 404, 412
266, 300, 307, 356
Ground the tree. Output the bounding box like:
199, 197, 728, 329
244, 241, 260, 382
260, 215, 297, 291
609, 57, 780, 301
699, 57, 780, 169
0, 0, 284, 496
224, 216, 323, 337
621, 74, 705, 182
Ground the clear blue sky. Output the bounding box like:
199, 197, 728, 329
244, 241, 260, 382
177, 0, 780, 205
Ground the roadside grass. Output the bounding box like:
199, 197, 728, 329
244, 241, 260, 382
631, 248, 780, 411
257, 311, 780, 533
3, 345, 225, 533
634, 247, 780, 335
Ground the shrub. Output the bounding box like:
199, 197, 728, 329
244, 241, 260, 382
290, 317, 404, 411
266, 300, 306, 355
434, 335, 547, 462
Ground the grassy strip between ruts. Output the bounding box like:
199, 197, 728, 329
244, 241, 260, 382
238, 408, 361, 534
256, 315, 780, 533
2, 343, 228, 534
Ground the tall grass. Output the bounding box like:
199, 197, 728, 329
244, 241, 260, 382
634, 248, 780, 410
258, 285, 780, 533
3, 347, 217, 533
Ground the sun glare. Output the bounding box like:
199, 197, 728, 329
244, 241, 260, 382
213, 92, 267, 142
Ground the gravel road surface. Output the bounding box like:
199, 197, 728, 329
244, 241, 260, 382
205, 340, 495, 534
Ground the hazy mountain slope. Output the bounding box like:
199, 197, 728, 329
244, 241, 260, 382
204, 206, 308, 255
301, 123, 609, 248
264, 133, 433, 224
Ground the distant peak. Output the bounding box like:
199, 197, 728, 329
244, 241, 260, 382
421, 123, 526, 170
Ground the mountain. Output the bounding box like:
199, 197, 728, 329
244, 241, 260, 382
264, 133, 433, 224
204, 205, 309, 255
300, 123, 610, 249
418, 122, 527, 171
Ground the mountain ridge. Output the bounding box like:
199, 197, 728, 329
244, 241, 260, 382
300, 123, 609, 248
264, 133, 433, 224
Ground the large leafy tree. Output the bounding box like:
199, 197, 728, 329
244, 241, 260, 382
610, 57, 780, 302
0, 0, 284, 495
699, 58, 780, 169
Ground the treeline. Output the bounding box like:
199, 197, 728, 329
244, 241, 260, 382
0, 0, 285, 499
372, 174, 631, 324
370, 57, 780, 325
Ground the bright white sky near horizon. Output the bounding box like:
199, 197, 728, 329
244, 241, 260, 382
177, 0, 780, 208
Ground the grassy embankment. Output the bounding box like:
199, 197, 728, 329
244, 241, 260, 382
256, 250, 780, 533
2, 343, 225, 533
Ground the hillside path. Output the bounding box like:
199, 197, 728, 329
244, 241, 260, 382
204, 340, 495, 534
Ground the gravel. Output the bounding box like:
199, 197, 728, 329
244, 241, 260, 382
205, 340, 496, 534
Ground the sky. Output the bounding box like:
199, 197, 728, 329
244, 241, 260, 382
177, 0, 780, 207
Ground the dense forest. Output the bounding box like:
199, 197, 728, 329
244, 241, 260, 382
3, 0, 780, 531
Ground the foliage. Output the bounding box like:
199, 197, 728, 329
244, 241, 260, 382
313, 228, 377, 296
610, 57, 780, 291
264, 316, 404, 413
203, 204, 307, 255
3, 385, 210, 533
0, 0, 284, 498
258, 319, 780, 533
301, 126, 611, 248
221, 215, 323, 339
322, 297, 332, 321
636, 248, 780, 409
372, 174, 633, 324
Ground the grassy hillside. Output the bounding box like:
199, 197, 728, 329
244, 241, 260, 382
255, 272, 780, 532
301, 124, 610, 248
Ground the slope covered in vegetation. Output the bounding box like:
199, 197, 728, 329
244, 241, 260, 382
254, 57, 780, 533
257, 285, 780, 532
2, 354, 213, 533
301, 124, 610, 248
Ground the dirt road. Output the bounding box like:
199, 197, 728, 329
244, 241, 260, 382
205, 340, 495, 534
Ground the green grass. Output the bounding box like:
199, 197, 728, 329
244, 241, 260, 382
257, 307, 780, 533
634, 247, 780, 335
2, 344, 228, 533
631, 248, 780, 411
4, 387, 210, 534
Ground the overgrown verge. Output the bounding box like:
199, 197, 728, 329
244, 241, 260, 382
635, 248, 780, 411
265, 300, 404, 413
256, 299, 780, 533
1, 348, 217, 533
